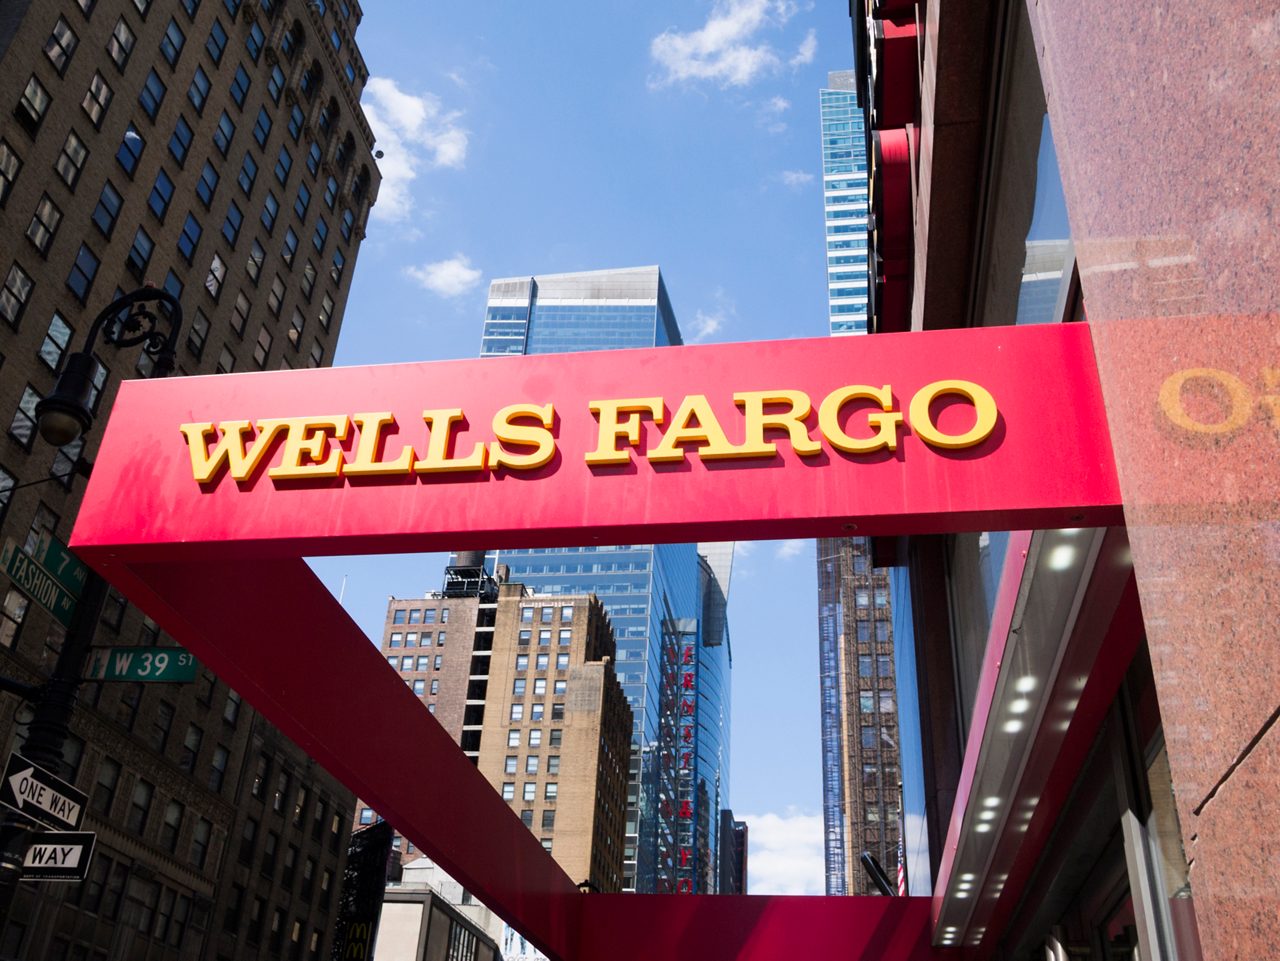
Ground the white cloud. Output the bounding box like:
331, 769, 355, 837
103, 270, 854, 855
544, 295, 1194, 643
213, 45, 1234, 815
789, 28, 817, 66
649, 0, 802, 88
405, 255, 483, 297
780, 169, 815, 188
733, 542, 757, 561
743, 809, 825, 895
362, 77, 468, 222
689, 288, 737, 343
774, 539, 807, 561
757, 94, 791, 134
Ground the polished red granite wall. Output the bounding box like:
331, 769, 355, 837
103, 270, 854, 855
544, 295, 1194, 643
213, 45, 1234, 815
1027, 1, 1280, 955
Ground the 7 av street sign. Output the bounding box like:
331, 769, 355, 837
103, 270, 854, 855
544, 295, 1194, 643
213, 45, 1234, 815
21, 831, 95, 882
0, 753, 86, 831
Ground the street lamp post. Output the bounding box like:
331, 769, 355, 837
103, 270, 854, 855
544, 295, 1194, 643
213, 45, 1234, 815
0, 288, 183, 924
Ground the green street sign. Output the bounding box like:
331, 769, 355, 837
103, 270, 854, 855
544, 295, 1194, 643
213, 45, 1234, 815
0, 539, 76, 628
29, 531, 87, 599
84, 647, 199, 683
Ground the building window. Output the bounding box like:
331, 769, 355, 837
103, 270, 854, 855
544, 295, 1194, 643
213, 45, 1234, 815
252, 106, 271, 146
224, 689, 241, 725
190, 817, 212, 868
91, 757, 120, 816
66, 244, 100, 303
107, 18, 134, 70
535, 653, 548, 671
510, 704, 524, 722
126, 227, 154, 279
267, 65, 286, 105
287, 104, 304, 141
306, 141, 321, 174
513, 678, 526, 696
275, 147, 292, 185
222, 201, 243, 246
515, 654, 528, 672
544, 783, 558, 801
188, 66, 211, 113
525, 756, 538, 774
246, 240, 265, 283
253, 326, 272, 366
213, 111, 235, 156
161, 18, 186, 65
0, 140, 20, 207
417, 656, 430, 671
115, 124, 144, 176
0, 468, 13, 529
127, 779, 154, 834
282, 227, 298, 265
261, 191, 279, 232
168, 114, 193, 164
160, 799, 184, 852
177, 213, 202, 262
501, 783, 514, 800
148, 169, 175, 220
522, 784, 535, 802
80, 72, 112, 130
433, 654, 442, 669
205, 253, 227, 299
45, 18, 79, 75
312, 218, 328, 252
237, 153, 258, 197
323, 175, 339, 209
15, 75, 51, 137
0, 589, 27, 649
55, 130, 88, 189
549, 729, 562, 748
295, 183, 311, 219
232, 291, 251, 333
547, 755, 560, 775
39, 313, 73, 372
550, 704, 563, 721
205, 19, 228, 64
541, 810, 555, 830
230, 65, 251, 108
1, 263, 33, 328
260, 276, 283, 318
138, 69, 167, 119
319, 292, 335, 329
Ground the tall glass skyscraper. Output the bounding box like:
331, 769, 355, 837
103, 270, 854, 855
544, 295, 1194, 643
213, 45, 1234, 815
476, 266, 732, 894
815, 73, 901, 895
822, 71, 871, 335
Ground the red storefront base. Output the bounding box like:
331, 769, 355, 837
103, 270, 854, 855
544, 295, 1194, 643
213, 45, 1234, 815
70, 326, 1121, 959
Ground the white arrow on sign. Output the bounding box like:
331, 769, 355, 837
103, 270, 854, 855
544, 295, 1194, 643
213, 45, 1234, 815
23, 841, 84, 870
8, 767, 81, 826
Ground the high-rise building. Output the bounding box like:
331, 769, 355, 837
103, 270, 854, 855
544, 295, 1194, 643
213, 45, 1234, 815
815, 71, 900, 896
360, 567, 631, 893
477, 266, 733, 894
821, 71, 870, 336
0, 0, 380, 955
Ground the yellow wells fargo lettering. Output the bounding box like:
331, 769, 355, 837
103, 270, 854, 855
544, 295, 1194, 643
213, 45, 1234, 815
179, 380, 997, 484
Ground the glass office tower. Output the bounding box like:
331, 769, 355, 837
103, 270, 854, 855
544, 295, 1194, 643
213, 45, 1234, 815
816, 73, 902, 895
821, 71, 871, 336
476, 266, 731, 894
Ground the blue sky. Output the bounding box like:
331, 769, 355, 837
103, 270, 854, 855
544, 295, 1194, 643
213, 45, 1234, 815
306, 0, 856, 895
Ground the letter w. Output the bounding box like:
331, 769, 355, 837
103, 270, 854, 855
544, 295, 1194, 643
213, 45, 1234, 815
179, 421, 289, 483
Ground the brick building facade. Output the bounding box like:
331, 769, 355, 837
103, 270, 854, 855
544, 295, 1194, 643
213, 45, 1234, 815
0, 0, 381, 956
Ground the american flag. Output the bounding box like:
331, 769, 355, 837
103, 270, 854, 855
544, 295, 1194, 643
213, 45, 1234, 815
896, 831, 907, 896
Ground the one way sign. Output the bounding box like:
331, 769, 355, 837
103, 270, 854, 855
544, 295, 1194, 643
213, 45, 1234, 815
0, 753, 86, 831
21, 831, 95, 881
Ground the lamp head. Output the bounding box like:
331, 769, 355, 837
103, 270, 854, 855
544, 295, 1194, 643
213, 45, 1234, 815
35, 352, 96, 447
